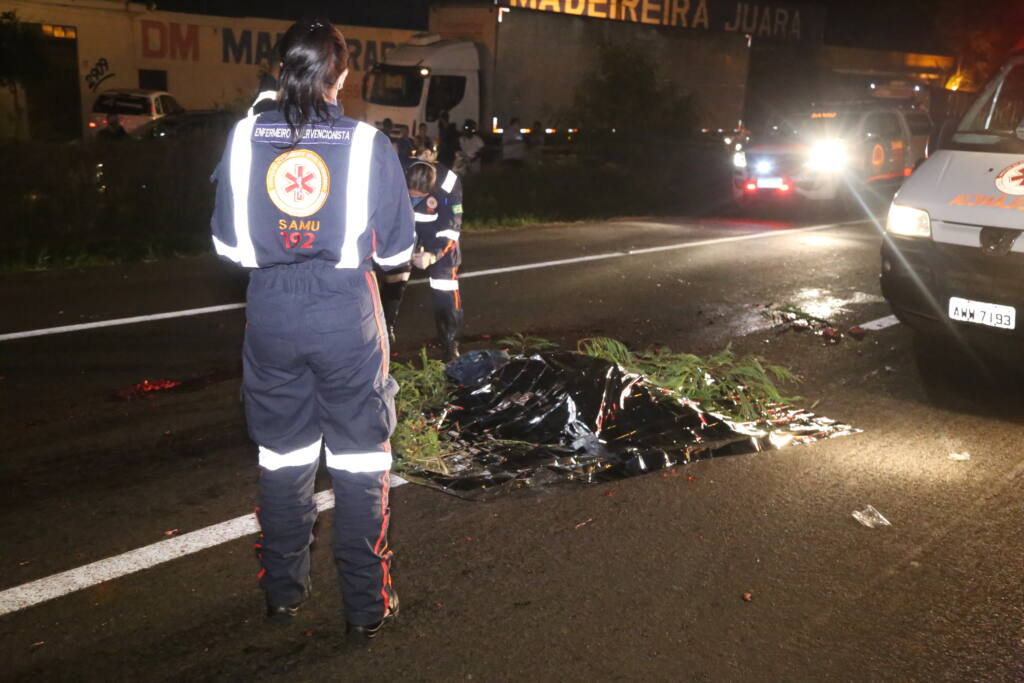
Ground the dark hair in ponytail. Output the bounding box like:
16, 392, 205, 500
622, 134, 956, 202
277, 18, 348, 144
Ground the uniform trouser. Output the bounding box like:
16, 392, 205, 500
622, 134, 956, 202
428, 262, 463, 349
243, 261, 397, 626
375, 263, 412, 333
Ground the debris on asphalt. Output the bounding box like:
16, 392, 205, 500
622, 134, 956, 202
742, 592, 753, 602
852, 505, 892, 529
112, 370, 237, 401
948, 452, 971, 461
768, 306, 869, 346
404, 349, 858, 499
30, 641, 45, 649
114, 379, 182, 400
574, 518, 594, 529
164, 529, 179, 536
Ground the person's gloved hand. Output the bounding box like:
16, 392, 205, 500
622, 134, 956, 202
411, 250, 437, 270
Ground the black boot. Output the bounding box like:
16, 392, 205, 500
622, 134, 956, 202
346, 592, 399, 644
435, 306, 464, 362
379, 278, 408, 345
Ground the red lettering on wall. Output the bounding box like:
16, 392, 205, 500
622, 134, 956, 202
141, 20, 199, 61
141, 20, 166, 58
169, 23, 199, 61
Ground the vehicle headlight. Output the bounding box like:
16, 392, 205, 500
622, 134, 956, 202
886, 204, 931, 238
733, 151, 747, 169
755, 159, 774, 175
806, 139, 848, 172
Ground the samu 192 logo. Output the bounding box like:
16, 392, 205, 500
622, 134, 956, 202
266, 149, 331, 217
994, 160, 1024, 196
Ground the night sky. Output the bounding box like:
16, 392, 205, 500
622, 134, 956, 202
153, 0, 1002, 55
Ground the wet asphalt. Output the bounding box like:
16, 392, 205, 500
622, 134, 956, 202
1, 204, 1022, 682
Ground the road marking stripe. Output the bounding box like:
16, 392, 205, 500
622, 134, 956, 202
0, 303, 247, 342
0, 220, 866, 342
860, 314, 900, 331
456, 219, 866, 281
0, 475, 407, 617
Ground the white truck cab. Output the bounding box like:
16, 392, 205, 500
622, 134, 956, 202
733, 105, 931, 204
362, 33, 479, 139
881, 44, 1024, 344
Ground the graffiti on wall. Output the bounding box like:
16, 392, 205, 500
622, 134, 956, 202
84, 58, 115, 91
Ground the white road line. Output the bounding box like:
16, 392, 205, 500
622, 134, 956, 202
0, 303, 246, 342
0, 475, 407, 617
457, 219, 866, 281
1, 220, 866, 342
859, 314, 900, 331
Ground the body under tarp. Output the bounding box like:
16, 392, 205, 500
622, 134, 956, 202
403, 351, 856, 499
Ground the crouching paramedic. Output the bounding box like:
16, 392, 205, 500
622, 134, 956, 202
408, 161, 463, 360
210, 19, 414, 643
376, 161, 463, 358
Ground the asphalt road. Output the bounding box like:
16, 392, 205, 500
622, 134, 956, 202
1, 205, 1022, 682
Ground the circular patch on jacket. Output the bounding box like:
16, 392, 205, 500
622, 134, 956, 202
266, 149, 331, 217
426, 196, 438, 211
994, 161, 1024, 196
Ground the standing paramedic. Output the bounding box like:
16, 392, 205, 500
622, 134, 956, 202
210, 19, 414, 643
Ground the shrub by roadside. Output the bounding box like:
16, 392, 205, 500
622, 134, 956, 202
0, 135, 731, 270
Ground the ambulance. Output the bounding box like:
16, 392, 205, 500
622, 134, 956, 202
881, 43, 1024, 345
732, 104, 932, 205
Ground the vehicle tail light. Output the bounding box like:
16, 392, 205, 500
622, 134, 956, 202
88, 121, 97, 128
779, 183, 791, 192
745, 182, 757, 191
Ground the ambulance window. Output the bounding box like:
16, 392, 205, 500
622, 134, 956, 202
957, 59, 1024, 138
865, 113, 900, 139
425, 76, 466, 122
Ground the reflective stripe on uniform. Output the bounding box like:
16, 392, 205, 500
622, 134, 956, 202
212, 235, 242, 263
229, 116, 259, 267
246, 90, 277, 117
429, 278, 459, 291
436, 229, 460, 241
414, 212, 438, 222
339, 122, 377, 269
441, 169, 457, 193
325, 449, 392, 473
373, 245, 414, 267
258, 440, 322, 471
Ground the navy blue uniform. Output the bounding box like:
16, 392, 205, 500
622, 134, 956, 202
211, 100, 414, 625
377, 163, 464, 359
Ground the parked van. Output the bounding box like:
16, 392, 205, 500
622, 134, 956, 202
733, 104, 931, 204
881, 44, 1024, 344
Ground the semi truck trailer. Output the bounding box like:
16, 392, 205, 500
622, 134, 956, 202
363, 2, 749, 139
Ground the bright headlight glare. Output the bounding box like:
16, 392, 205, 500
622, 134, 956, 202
733, 151, 747, 169
806, 139, 848, 172
886, 204, 931, 238
755, 159, 774, 175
